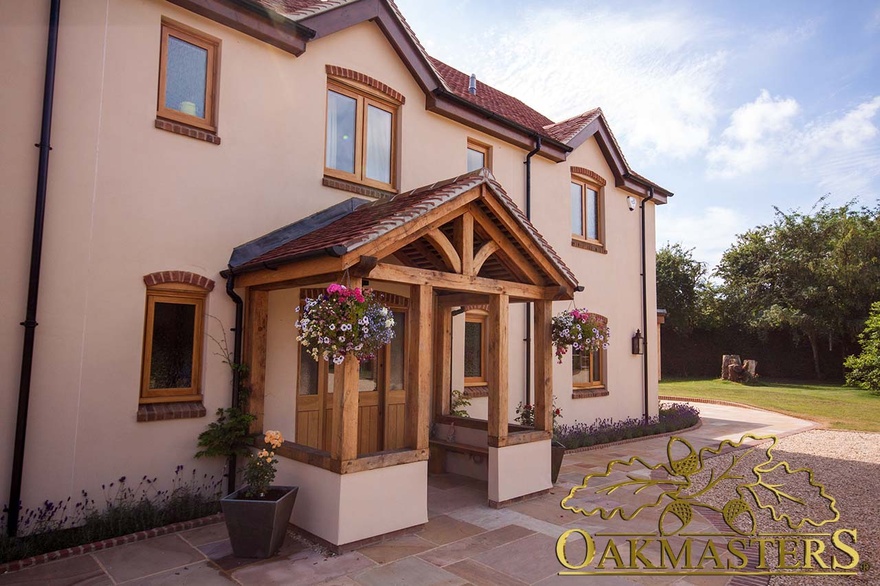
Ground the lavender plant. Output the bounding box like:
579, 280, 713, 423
554, 403, 700, 450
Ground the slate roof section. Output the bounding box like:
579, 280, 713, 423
230, 168, 578, 287
249, 0, 359, 20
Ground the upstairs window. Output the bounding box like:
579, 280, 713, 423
325, 80, 399, 191
466, 139, 492, 172
157, 19, 220, 132
571, 178, 603, 244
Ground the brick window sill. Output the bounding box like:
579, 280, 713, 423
323, 176, 395, 199
137, 401, 207, 422
572, 388, 609, 399
571, 238, 607, 254
462, 385, 489, 398
155, 118, 221, 145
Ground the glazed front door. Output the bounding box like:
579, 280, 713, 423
296, 309, 407, 456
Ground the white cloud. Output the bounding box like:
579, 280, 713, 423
707, 90, 799, 177
656, 206, 749, 272
708, 94, 880, 194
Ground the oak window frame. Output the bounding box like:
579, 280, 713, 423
570, 176, 605, 247
571, 347, 606, 391
464, 311, 489, 387
324, 79, 400, 193
139, 283, 206, 404
466, 138, 493, 172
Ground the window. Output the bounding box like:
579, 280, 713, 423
466, 139, 492, 172
571, 178, 603, 244
572, 348, 605, 389
325, 80, 399, 191
140, 283, 206, 402
464, 312, 488, 385
158, 19, 220, 132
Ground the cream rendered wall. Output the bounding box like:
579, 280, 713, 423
489, 440, 551, 503
264, 289, 299, 441
1, 0, 660, 515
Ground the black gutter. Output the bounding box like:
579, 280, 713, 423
222, 244, 348, 278
522, 136, 541, 406
8, 0, 61, 539
224, 268, 244, 496
639, 186, 655, 423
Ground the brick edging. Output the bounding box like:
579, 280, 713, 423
0, 513, 223, 575
563, 419, 703, 454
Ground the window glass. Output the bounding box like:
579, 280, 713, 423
326, 91, 357, 174
359, 358, 378, 392
467, 148, 485, 172
165, 35, 208, 119
571, 182, 583, 236
298, 345, 318, 395
365, 105, 392, 183
149, 302, 195, 389
464, 320, 483, 379
587, 188, 599, 240
572, 349, 603, 387
390, 311, 405, 390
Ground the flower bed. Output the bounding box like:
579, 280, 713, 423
554, 402, 700, 450
0, 468, 221, 564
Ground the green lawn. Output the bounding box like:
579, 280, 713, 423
659, 378, 880, 432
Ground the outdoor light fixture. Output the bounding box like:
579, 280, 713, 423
627, 196, 637, 211
631, 329, 644, 355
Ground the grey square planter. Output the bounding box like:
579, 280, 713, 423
220, 485, 298, 558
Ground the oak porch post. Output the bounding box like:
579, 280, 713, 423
533, 299, 553, 432
433, 301, 453, 418
330, 276, 362, 462
406, 283, 432, 450
244, 288, 268, 434
488, 293, 509, 446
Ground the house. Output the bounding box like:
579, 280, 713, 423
1, 0, 671, 548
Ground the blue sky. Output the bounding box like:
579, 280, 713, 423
395, 0, 880, 271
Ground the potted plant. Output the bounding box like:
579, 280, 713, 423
515, 400, 566, 484
295, 283, 395, 364
551, 307, 610, 363
220, 430, 297, 559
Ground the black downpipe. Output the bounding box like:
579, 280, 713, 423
7, 0, 62, 539
523, 136, 541, 406
225, 268, 244, 496
640, 187, 655, 423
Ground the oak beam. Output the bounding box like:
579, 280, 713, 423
436, 292, 491, 307
453, 212, 475, 276
406, 284, 433, 450
244, 289, 269, 434
369, 262, 555, 300
473, 241, 500, 274
425, 229, 462, 273
234, 256, 345, 289
433, 302, 453, 419
467, 204, 543, 285
487, 294, 509, 445
533, 299, 554, 433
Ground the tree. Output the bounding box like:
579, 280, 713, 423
716, 200, 880, 378
656, 243, 711, 334
844, 301, 880, 393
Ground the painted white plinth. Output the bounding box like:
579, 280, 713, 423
275, 457, 427, 546
488, 439, 552, 503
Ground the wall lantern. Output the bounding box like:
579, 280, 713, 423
631, 329, 644, 355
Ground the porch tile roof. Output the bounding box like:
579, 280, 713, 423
229, 168, 577, 286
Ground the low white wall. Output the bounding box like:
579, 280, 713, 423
338, 460, 427, 545
489, 440, 551, 503
275, 456, 427, 546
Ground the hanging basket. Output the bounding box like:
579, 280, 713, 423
295, 284, 395, 363
551, 308, 610, 364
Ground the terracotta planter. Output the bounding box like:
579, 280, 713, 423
220, 485, 298, 558
551, 441, 566, 484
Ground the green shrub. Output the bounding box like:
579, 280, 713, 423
844, 301, 880, 394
